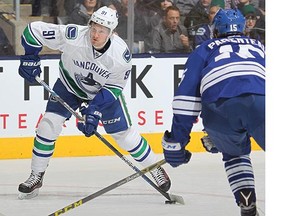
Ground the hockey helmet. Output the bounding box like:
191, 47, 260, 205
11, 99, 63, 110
212, 8, 245, 37
89, 6, 118, 34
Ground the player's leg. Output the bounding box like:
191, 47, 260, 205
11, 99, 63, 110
110, 127, 171, 192
203, 132, 259, 216
203, 129, 259, 215
246, 94, 265, 151
18, 112, 66, 200
102, 93, 171, 192
18, 79, 82, 199
223, 153, 259, 216
201, 97, 261, 215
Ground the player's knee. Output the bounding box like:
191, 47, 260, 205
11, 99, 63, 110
110, 127, 141, 151
36, 112, 66, 140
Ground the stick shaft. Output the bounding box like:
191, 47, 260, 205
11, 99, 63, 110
35, 76, 83, 120
48, 159, 166, 216
36, 77, 184, 205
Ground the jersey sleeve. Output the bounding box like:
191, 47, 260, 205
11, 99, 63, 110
170, 50, 205, 145
21, 21, 67, 55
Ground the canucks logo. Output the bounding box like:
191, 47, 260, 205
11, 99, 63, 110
123, 48, 131, 63
65, 26, 78, 39
75, 72, 102, 94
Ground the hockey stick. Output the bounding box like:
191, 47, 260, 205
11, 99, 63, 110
35, 77, 184, 205
48, 159, 166, 216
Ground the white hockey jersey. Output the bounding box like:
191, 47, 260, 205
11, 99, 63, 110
21, 21, 132, 101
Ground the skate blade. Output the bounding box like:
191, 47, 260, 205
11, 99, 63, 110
18, 188, 39, 200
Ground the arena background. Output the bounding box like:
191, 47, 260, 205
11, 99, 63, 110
0, 56, 261, 159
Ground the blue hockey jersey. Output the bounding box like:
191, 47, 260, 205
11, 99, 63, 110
170, 35, 265, 144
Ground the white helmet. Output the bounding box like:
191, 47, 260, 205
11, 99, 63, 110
89, 6, 118, 33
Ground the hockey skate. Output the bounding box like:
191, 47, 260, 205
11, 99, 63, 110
238, 189, 259, 216
18, 171, 45, 200
150, 167, 171, 192
240, 202, 259, 216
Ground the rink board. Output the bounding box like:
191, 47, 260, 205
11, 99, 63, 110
0, 132, 261, 159
0, 56, 262, 159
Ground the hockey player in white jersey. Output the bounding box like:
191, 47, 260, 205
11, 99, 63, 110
161, 9, 264, 216
17, 6, 171, 199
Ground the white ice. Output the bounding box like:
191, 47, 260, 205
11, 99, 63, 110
0, 152, 265, 216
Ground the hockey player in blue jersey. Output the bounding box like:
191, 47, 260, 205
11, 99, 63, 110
17, 6, 171, 199
161, 8, 264, 216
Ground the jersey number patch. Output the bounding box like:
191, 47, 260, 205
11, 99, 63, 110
215, 44, 265, 62
43, 31, 55, 39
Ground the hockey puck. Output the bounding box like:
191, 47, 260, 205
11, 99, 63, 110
165, 200, 176, 204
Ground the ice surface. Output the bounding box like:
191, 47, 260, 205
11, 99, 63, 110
0, 152, 265, 216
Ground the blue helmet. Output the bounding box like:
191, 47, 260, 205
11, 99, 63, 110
212, 8, 245, 37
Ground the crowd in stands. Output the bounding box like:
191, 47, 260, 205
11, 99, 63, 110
0, 26, 15, 56
0, 0, 265, 55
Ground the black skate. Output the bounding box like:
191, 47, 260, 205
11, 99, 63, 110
150, 167, 171, 192
238, 189, 259, 216
240, 203, 259, 216
18, 171, 45, 200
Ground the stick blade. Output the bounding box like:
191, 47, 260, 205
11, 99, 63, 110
168, 193, 185, 205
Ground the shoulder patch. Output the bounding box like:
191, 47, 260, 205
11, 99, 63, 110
123, 48, 131, 62
65, 26, 78, 39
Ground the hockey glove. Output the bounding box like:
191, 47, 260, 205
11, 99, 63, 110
18, 55, 41, 83
162, 130, 192, 168
201, 134, 219, 153
77, 106, 102, 137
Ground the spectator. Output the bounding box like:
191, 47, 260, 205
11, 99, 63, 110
150, 0, 174, 29
194, 0, 224, 48
184, 0, 211, 28
212, 0, 225, 8
236, 0, 252, 9
224, 0, 240, 9
55, 0, 66, 17
64, 0, 79, 16
0, 27, 15, 56
30, 0, 58, 17
174, 0, 199, 18
237, 0, 251, 10
184, 0, 212, 49
237, 0, 264, 29
43, 0, 58, 17
250, 0, 259, 7
145, 0, 174, 51
151, 5, 190, 53
100, 0, 122, 11
254, 0, 265, 36
115, 0, 149, 53
31, 0, 41, 16
240, 4, 264, 44
258, 0, 265, 14
68, 0, 100, 25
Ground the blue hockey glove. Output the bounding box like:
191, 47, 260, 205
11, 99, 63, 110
18, 55, 41, 83
162, 130, 192, 168
77, 106, 102, 137
201, 133, 219, 153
